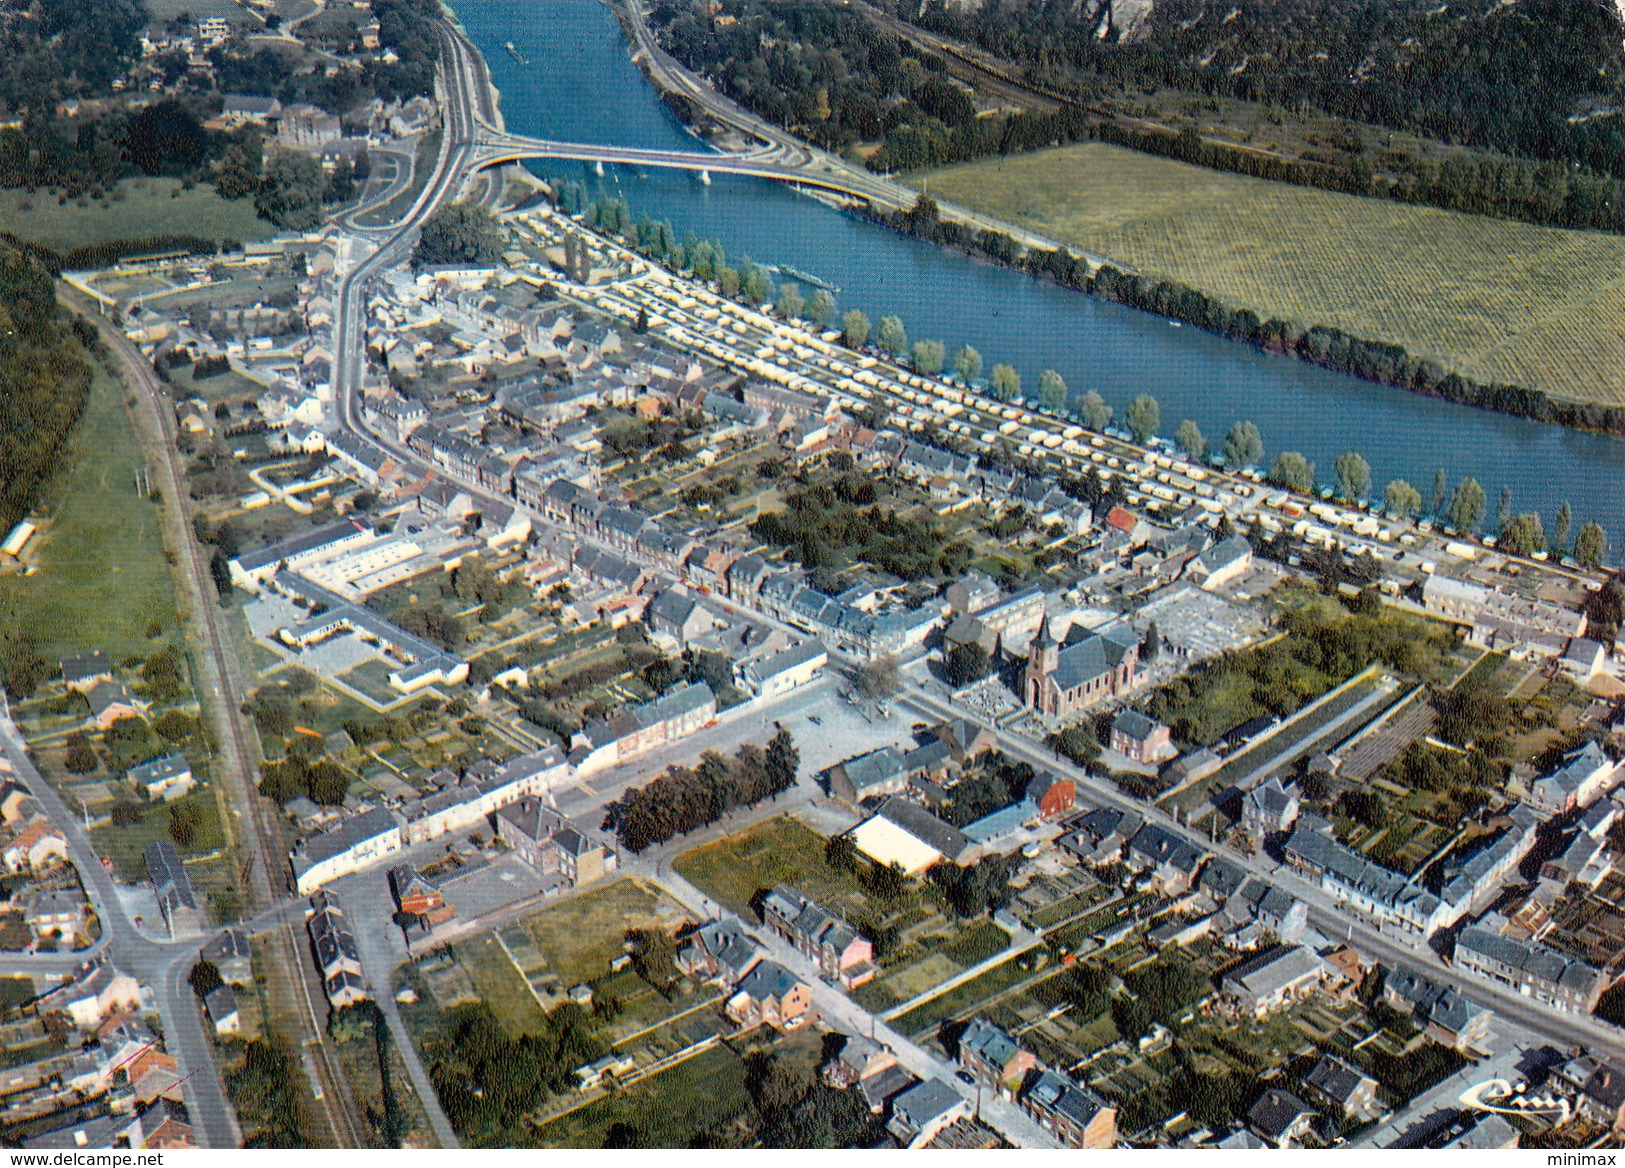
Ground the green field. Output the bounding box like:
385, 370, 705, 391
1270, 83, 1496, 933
143, 0, 257, 26
533, 1042, 756, 1148
0, 365, 179, 662
88, 790, 225, 880
518, 877, 689, 987
922, 142, 1625, 408
673, 816, 866, 918
0, 179, 276, 253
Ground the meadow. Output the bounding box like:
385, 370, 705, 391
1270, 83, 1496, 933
0, 178, 276, 253
922, 142, 1625, 408
0, 365, 179, 663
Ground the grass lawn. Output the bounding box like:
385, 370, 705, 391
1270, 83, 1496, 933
938, 919, 1010, 967
889, 958, 1034, 1037
0, 976, 36, 1007
0, 365, 178, 663
519, 877, 689, 988
453, 933, 546, 1035
532, 1041, 756, 1148
673, 815, 865, 918
921, 141, 1625, 407
89, 791, 225, 881
0, 179, 275, 253
163, 362, 269, 405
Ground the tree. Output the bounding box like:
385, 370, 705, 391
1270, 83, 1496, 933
989, 363, 1020, 402
63, 732, 98, 774
1576, 521, 1608, 568
825, 832, 859, 872
1223, 420, 1263, 469
718, 267, 740, 297
1553, 500, 1573, 558
168, 801, 202, 848
1124, 394, 1161, 443
1141, 620, 1161, 663
877, 314, 907, 357
1449, 478, 1487, 533
855, 655, 900, 700
254, 151, 326, 229
1334, 450, 1371, 501
806, 288, 835, 324
944, 642, 992, 688
153, 711, 198, 742
412, 200, 504, 267
953, 345, 982, 383
189, 960, 223, 997
209, 549, 232, 604
213, 136, 263, 200
1494, 486, 1513, 537
1269, 451, 1316, 492
742, 263, 771, 304
1384, 479, 1422, 518
911, 339, 944, 375
127, 100, 209, 175
765, 728, 800, 791
306, 760, 351, 805
1174, 419, 1205, 460
841, 310, 870, 349
1079, 391, 1112, 431
627, 927, 679, 990
775, 282, 803, 320
1038, 369, 1067, 413
1429, 469, 1448, 518
1501, 513, 1546, 556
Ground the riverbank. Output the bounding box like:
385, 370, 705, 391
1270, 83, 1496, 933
603, 3, 1625, 439
456, 0, 1625, 539
856, 198, 1625, 442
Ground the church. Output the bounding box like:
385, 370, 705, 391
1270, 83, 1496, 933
1023, 615, 1140, 718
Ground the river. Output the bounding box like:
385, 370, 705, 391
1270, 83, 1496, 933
456, 0, 1625, 546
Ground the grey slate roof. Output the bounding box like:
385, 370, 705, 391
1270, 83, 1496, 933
874, 797, 972, 860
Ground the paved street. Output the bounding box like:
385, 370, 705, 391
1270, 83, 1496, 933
634, 856, 1061, 1148
0, 710, 242, 1148
891, 683, 1625, 1056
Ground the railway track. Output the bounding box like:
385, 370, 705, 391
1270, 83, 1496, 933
62, 290, 368, 1148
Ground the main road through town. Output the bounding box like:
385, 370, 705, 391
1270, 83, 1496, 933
314, 14, 1622, 1144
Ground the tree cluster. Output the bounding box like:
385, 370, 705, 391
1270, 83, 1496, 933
930, 854, 1015, 917
913, 0, 1625, 230
259, 752, 356, 806
938, 751, 1033, 829
600, 729, 800, 852
427, 1001, 604, 1144
225, 1033, 310, 1148
412, 200, 507, 268
0, 241, 93, 539
749, 472, 973, 580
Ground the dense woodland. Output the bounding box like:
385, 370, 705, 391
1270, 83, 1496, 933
914, 0, 1625, 177
0, 238, 91, 536
0, 0, 437, 213
649, 0, 1625, 232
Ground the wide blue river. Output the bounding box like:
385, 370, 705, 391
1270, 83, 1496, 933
457, 0, 1625, 545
